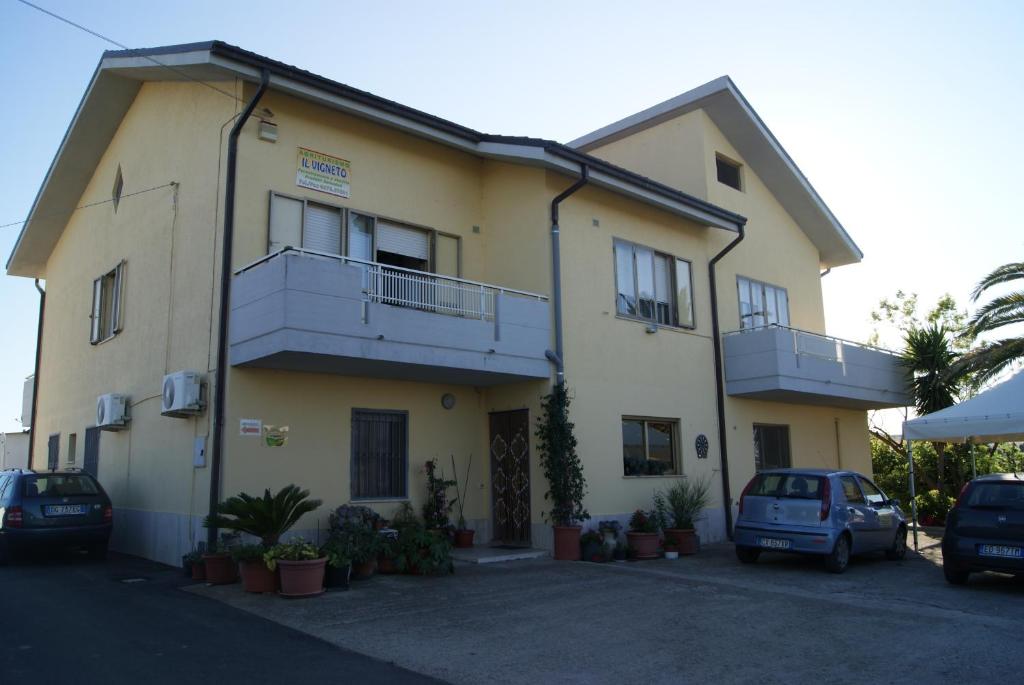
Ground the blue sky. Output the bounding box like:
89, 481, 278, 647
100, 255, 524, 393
1, 1, 1022, 432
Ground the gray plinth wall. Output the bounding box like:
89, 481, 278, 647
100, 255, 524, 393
723, 326, 910, 409
229, 252, 552, 385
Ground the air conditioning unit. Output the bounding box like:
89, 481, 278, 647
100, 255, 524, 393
96, 393, 130, 431
161, 370, 205, 418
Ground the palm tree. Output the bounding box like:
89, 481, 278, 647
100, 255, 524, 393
953, 261, 1024, 383
902, 324, 961, 492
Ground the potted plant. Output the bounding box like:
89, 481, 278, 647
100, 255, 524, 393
663, 539, 680, 560
613, 541, 628, 562
377, 529, 400, 574
329, 504, 382, 580
580, 530, 604, 562
264, 539, 325, 597
202, 540, 237, 585
597, 520, 622, 555
204, 484, 322, 588
423, 458, 457, 534
185, 550, 205, 581
536, 384, 590, 560
450, 453, 475, 548
232, 543, 277, 593
626, 509, 663, 560
395, 520, 454, 576
657, 476, 711, 555
321, 536, 353, 591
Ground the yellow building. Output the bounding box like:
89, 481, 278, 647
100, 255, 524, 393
6, 42, 908, 565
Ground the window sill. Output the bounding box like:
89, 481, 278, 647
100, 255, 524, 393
622, 474, 687, 480
614, 315, 696, 333
91, 333, 120, 347
351, 496, 409, 503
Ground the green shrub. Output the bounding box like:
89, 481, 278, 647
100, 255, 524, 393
914, 489, 955, 525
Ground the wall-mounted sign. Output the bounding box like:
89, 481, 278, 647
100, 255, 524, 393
695, 434, 709, 459
240, 418, 262, 437
296, 147, 351, 198
263, 425, 289, 448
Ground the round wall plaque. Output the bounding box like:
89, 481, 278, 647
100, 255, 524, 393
441, 393, 456, 410
695, 434, 709, 459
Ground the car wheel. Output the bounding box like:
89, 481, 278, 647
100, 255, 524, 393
885, 526, 908, 561
87, 542, 108, 561
943, 562, 969, 586
736, 546, 760, 564
824, 535, 850, 574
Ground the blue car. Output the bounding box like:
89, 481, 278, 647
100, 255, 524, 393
734, 468, 908, 573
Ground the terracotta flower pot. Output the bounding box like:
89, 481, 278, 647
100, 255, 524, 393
454, 529, 475, 548
278, 557, 327, 597
377, 555, 399, 575
202, 553, 237, 584
665, 528, 699, 555
352, 558, 376, 580
626, 532, 660, 560
190, 559, 206, 581
553, 525, 582, 561
239, 559, 278, 593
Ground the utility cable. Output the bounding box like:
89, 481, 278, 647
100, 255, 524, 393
0, 183, 177, 229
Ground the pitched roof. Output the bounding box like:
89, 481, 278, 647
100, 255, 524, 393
6, 41, 746, 277
569, 76, 863, 268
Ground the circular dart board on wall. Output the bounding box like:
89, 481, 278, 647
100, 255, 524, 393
695, 434, 709, 459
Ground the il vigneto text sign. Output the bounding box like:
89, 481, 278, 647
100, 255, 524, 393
296, 147, 351, 198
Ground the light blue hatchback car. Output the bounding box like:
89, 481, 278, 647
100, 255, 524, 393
733, 469, 908, 573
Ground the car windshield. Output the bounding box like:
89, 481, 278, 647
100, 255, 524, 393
748, 474, 824, 500
23, 475, 100, 498
965, 482, 1024, 510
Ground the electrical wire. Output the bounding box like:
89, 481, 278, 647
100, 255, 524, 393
13, 0, 244, 104
0, 183, 177, 229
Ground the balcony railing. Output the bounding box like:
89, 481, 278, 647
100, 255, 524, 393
724, 324, 902, 365
235, 247, 548, 322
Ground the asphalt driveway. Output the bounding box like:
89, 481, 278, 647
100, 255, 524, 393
190, 531, 1023, 685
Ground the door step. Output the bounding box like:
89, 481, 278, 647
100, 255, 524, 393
451, 545, 548, 564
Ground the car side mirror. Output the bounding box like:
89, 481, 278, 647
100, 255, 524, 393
889, 498, 900, 508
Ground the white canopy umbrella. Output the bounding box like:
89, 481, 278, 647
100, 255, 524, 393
901, 370, 1024, 548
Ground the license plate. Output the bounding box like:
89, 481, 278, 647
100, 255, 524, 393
44, 504, 86, 516
979, 544, 1023, 558
757, 537, 791, 550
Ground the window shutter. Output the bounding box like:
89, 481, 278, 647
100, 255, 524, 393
90, 277, 102, 343
112, 261, 125, 333
302, 203, 342, 254
376, 221, 429, 260
268, 194, 303, 253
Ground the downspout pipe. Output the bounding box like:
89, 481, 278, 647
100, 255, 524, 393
28, 279, 45, 466
548, 165, 589, 386
207, 69, 270, 549
708, 223, 746, 541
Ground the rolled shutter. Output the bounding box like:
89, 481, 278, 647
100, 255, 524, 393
302, 203, 342, 254
90, 277, 102, 343
376, 221, 429, 260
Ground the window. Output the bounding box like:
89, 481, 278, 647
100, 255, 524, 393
47, 434, 59, 471
716, 155, 742, 190
614, 239, 694, 328
351, 410, 407, 499
622, 417, 679, 476
839, 476, 865, 504
753, 424, 791, 471
737, 276, 789, 330
747, 473, 824, 499
268, 193, 342, 254
23, 474, 100, 498
112, 166, 124, 212
858, 477, 886, 506
90, 261, 125, 343
67, 433, 77, 465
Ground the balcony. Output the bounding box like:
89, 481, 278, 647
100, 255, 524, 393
229, 249, 551, 385
723, 325, 910, 409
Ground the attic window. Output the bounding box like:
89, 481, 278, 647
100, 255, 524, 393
716, 155, 742, 191
112, 166, 124, 212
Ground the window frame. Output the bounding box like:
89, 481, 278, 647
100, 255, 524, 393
90, 260, 125, 345
350, 408, 409, 501
612, 238, 695, 330
266, 191, 460, 277
736, 275, 790, 331
621, 416, 682, 477
752, 423, 792, 472
715, 153, 743, 191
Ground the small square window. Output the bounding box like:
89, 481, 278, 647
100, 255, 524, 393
716, 155, 742, 191
112, 166, 124, 212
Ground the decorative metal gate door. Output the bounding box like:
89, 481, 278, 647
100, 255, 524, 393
490, 409, 531, 546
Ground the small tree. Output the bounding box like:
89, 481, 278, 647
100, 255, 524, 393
536, 383, 589, 526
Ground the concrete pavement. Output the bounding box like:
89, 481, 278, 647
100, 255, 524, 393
190, 532, 1024, 684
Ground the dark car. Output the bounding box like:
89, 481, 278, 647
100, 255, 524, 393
942, 473, 1024, 585
0, 469, 113, 562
